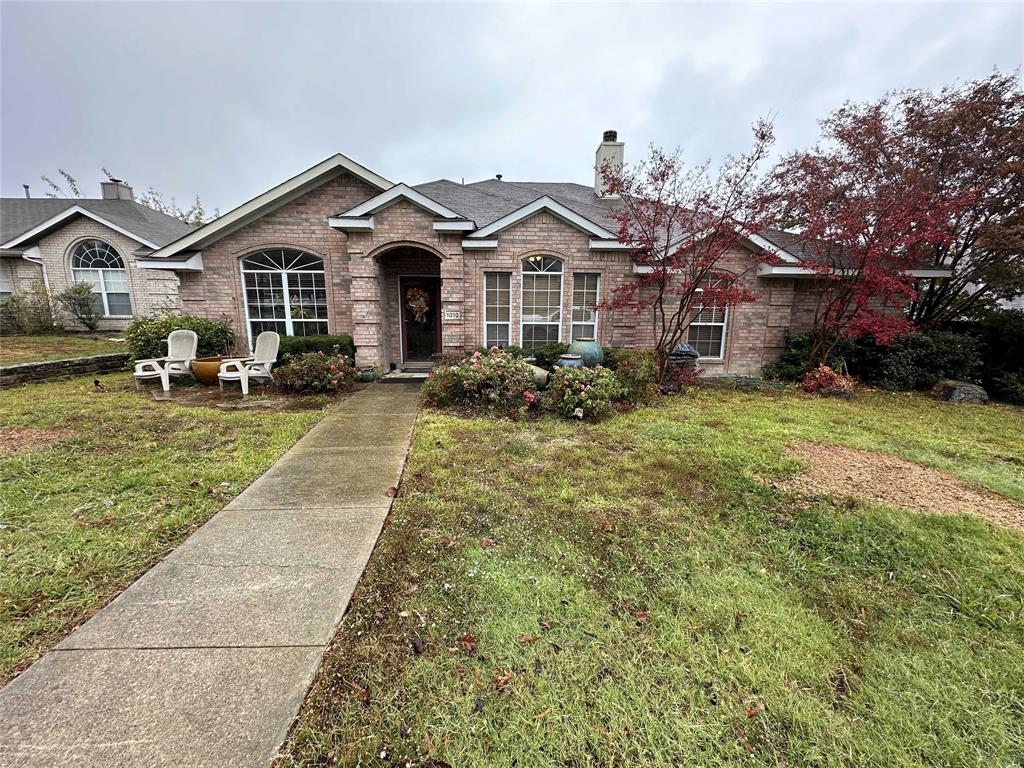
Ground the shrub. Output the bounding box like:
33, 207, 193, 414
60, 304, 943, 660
125, 313, 234, 360
546, 365, 623, 420
992, 372, 1024, 405
476, 345, 526, 359
274, 351, 359, 394
422, 348, 538, 417
851, 332, 982, 390
801, 365, 854, 397
0, 283, 57, 335
528, 342, 570, 369
763, 331, 854, 381
950, 310, 1024, 403
278, 334, 355, 362
54, 283, 100, 331
606, 348, 660, 404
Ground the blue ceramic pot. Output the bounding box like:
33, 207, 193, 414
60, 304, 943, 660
554, 353, 585, 369
567, 337, 604, 367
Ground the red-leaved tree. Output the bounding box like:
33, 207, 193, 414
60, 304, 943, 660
598, 121, 778, 380
768, 127, 976, 369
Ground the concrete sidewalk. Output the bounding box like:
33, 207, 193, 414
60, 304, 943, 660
0, 383, 421, 768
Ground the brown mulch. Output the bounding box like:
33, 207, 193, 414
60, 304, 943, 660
0, 427, 78, 456
780, 441, 1024, 531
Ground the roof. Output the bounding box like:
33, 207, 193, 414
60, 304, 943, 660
0, 198, 195, 250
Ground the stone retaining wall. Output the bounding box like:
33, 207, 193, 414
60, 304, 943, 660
0, 353, 130, 387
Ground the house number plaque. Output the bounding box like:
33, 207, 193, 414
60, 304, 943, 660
443, 308, 463, 321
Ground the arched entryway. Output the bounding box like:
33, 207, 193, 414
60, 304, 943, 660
374, 245, 442, 368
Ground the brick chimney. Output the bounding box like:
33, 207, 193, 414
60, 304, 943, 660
594, 129, 624, 198
100, 178, 134, 201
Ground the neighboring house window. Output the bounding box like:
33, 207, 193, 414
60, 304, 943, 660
484, 272, 512, 348
70, 239, 132, 316
686, 280, 728, 359
240, 249, 327, 342
521, 255, 563, 349
571, 273, 600, 341
0, 263, 12, 301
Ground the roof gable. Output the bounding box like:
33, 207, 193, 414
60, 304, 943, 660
335, 183, 466, 220
468, 196, 617, 240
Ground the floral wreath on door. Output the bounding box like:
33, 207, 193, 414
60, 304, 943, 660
405, 287, 431, 323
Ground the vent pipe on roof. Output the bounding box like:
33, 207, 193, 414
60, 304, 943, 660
101, 179, 134, 201
22, 184, 30, 198
595, 129, 624, 198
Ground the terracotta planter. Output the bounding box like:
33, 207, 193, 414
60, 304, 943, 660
191, 356, 224, 386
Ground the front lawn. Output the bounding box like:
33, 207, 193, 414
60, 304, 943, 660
0, 373, 326, 680
0, 333, 127, 365
281, 389, 1024, 767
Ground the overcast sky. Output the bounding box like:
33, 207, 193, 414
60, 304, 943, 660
1, 1, 1021, 212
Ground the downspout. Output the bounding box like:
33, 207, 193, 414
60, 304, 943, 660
20, 245, 50, 293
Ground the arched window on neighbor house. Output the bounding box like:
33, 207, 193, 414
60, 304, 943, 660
240, 249, 328, 343
71, 239, 132, 316
521, 255, 563, 349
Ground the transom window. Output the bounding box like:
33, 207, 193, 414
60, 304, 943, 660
71, 239, 131, 316
484, 272, 512, 348
571, 273, 600, 341
686, 280, 728, 359
521, 255, 563, 349
241, 249, 327, 343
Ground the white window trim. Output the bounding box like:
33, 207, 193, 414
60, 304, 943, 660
520, 256, 564, 349
70, 240, 132, 318
483, 271, 512, 349
686, 286, 728, 361
570, 272, 600, 342
239, 255, 328, 349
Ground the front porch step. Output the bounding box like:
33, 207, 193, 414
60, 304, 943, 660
400, 362, 434, 372
381, 370, 429, 384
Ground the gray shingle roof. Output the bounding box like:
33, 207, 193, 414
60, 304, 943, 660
0, 198, 195, 249
413, 179, 622, 232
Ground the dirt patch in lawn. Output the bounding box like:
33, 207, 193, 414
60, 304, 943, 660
0, 427, 78, 456
140, 383, 366, 412
782, 441, 1024, 530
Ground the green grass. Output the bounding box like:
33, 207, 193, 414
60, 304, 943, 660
281, 389, 1024, 767
0, 373, 326, 680
0, 333, 127, 365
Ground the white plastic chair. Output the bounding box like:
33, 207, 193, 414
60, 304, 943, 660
133, 329, 198, 392
218, 331, 280, 396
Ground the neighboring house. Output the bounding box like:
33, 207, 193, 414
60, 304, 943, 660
0, 181, 195, 330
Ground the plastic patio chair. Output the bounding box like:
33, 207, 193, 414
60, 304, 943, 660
133, 329, 198, 392
218, 331, 280, 396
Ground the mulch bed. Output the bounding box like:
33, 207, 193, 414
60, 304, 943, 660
781, 440, 1024, 531
0, 427, 78, 456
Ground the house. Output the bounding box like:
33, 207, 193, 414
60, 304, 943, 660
2, 133, 948, 374
0, 181, 194, 329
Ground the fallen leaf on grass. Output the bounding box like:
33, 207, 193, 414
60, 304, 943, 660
517, 634, 540, 643
534, 708, 551, 719
481, 536, 496, 548
411, 635, 425, 655
538, 618, 556, 631
493, 670, 514, 689
745, 701, 765, 718
347, 680, 369, 705
458, 634, 478, 651
385, 486, 398, 498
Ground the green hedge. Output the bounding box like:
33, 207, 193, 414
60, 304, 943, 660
277, 334, 355, 361
124, 314, 234, 360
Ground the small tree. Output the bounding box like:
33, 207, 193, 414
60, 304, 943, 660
54, 283, 101, 331
598, 122, 778, 380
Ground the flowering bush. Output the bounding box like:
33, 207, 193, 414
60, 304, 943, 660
422, 348, 538, 417
274, 351, 359, 394
546, 365, 623, 420
801, 364, 854, 397
606, 348, 660, 404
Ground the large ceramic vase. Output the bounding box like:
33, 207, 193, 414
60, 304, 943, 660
567, 338, 604, 367
191, 357, 224, 386
554, 353, 585, 369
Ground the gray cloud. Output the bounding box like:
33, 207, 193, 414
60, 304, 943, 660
2, 1, 1020, 212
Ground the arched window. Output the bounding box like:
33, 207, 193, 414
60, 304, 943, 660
240, 249, 327, 341
521, 255, 563, 349
71, 240, 131, 316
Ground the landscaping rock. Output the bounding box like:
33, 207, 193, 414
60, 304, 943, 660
931, 379, 988, 404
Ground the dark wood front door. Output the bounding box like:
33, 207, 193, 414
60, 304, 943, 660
400, 276, 441, 362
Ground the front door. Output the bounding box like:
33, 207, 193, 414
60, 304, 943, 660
400, 276, 441, 362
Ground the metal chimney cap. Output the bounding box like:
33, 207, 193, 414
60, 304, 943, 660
603, 130, 618, 142
495, 174, 503, 181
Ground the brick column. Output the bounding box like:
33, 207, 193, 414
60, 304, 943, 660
349, 250, 384, 367
440, 252, 465, 353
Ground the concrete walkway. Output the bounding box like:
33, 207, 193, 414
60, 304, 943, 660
0, 383, 421, 768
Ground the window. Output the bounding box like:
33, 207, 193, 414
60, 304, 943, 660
521, 255, 563, 349
686, 281, 728, 358
0, 263, 12, 301
241, 249, 327, 343
571, 273, 600, 341
484, 272, 511, 348
71, 239, 131, 316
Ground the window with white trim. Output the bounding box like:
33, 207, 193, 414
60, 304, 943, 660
0, 263, 13, 301
521, 255, 563, 349
571, 273, 600, 341
71, 239, 132, 316
686, 280, 728, 358
241, 249, 327, 341
484, 272, 511, 348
